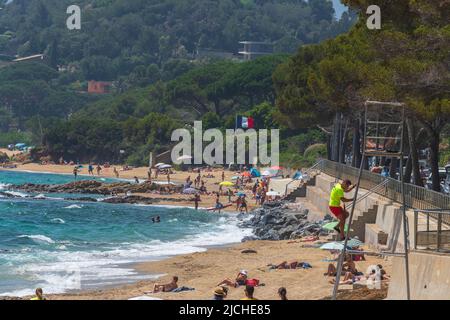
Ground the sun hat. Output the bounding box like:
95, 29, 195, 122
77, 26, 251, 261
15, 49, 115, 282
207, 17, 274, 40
240, 270, 248, 276
213, 287, 226, 296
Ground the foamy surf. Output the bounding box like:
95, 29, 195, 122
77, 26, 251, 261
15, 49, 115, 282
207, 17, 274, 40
17, 235, 55, 244
51, 218, 66, 224
64, 204, 82, 209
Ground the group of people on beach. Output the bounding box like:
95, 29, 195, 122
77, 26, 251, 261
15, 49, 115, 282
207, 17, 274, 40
149, 271, 288, 300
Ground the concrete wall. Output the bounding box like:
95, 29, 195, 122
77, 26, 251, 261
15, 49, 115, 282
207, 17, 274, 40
303, 172, 450, 300
387, 252, 450, 300
302, 172, 415, 250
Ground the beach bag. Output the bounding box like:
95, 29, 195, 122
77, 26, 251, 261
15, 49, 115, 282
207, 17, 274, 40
245, 279, 260, 287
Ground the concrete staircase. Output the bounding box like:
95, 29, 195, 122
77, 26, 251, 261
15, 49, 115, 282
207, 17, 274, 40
349, 205, 378, 241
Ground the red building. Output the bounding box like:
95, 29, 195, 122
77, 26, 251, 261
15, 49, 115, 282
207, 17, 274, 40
88, 80, 112, 94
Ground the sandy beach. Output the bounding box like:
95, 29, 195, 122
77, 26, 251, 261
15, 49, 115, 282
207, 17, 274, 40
0, 162, 259, 212
0, 161, 391, 300
33, 240, 390, 300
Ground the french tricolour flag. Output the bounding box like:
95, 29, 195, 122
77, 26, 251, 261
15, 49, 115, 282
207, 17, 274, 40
236, 116, 254, 129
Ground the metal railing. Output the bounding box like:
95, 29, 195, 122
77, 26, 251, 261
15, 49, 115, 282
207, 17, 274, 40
414, 209, 450, 252
284, 159, 325, 196
319, 160, 450, 216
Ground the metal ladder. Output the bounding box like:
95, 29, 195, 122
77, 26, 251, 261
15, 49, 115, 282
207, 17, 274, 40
331, 101, 411, 300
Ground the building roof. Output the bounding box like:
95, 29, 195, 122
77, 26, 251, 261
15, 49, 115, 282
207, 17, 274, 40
12, 54, 45, 62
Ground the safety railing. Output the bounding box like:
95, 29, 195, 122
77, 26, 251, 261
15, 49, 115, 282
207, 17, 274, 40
414, 209, 450, 252
284, 159, 325, 196
318, 160, 450, 216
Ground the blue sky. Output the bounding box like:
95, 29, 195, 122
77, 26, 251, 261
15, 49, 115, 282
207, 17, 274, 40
331, 0, 349, 19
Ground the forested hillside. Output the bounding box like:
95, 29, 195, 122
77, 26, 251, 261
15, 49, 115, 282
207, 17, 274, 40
0, 0, 355, 80
0, 0, 355, 166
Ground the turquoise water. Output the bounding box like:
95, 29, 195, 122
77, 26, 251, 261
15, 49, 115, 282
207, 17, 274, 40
0, 170, 251, 296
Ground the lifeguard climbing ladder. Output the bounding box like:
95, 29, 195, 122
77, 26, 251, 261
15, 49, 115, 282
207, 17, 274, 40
331, 101, 411, 300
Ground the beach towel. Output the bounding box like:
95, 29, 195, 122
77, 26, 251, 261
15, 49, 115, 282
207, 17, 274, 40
171, 286, 195, 293
299, 262, 312, 269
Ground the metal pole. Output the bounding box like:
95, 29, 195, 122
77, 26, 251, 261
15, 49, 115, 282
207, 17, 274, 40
437, 213, 442, 252
331, 106, 368, 300
331, 154, 365, 300
399, 110, 411, 300
414, 210, 418, 250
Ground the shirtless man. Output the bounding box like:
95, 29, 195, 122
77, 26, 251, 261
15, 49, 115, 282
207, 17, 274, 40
152, 276, 179, 293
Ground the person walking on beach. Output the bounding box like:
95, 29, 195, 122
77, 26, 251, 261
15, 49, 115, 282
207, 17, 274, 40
154, 168, 159, 179
214, 193, 224, 213
113, 167, 119, 178
194, 193, 201, 210
222, 171, 225, 182
96, 164, 102, 176
30, 288, 46, 300
73, 166, 78, 180
329, 179, 356, 240
167, 172, 171, 184
134, 176, 140, 184
227, 189, 233, 203
240, 196, 248, 214
88, 164, 94, 175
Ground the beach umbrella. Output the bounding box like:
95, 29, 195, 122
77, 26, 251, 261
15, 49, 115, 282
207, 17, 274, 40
155, 163, 165, 168
237, 192, 246, 197
320, 242, 345, 251
220, 181, 234, 187
266, 191, 280, 197
261, 170, 272, 176
322, 221, 349, 232
159, 164, 172, 169
320, 238, 363, 251
177, 155, 192, 161
342, 238, 363, 248
183, 188, 198, 194
270, 166, 284, 171
242, 172, 252, 178
128, 296, 162, 300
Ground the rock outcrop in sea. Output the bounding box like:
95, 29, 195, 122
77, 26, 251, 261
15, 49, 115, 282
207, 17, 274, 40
240, 201, 332, 241
12, 180, 182, 195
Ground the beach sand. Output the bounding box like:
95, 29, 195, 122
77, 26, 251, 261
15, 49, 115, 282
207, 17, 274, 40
41, 240, 390, 300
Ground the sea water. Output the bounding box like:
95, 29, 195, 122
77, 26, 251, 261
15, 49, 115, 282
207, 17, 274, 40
0, 170, 252, 296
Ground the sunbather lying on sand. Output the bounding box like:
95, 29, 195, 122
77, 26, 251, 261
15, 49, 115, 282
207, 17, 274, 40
268, 261, 312, 270
325, 255, 359, 276
151, 276, 179, 293
217, 270, 248, 288
328, 266, 389, 285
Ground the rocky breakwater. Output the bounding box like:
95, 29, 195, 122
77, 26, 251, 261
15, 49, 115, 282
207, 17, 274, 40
12, 180, 182, 195
240, 201, 332, 242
